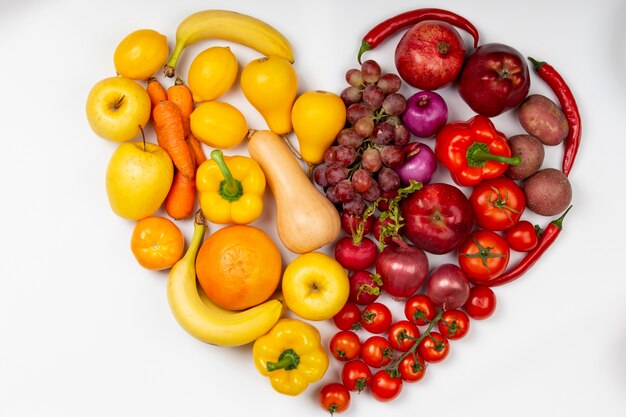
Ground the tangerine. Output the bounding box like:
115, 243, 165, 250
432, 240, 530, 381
195, 225, 282, 311
130, 216, 184, 270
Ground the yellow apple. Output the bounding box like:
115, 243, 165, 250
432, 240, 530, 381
106, 142, 173, 220
86, 76, 151, 142
281, 252, 349, 321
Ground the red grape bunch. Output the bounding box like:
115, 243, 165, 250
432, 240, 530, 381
313, 60, 411, 216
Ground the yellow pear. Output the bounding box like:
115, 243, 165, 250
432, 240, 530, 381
106, 142, 174, 220
291, 90, 346, 165
240, 56, 298, 135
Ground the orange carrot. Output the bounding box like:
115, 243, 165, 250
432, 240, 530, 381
146, 77, 167, 118
165, 169, 196, 220
167, 77, 194, 138
187, 133, 207, 165
152, 100, 195, 179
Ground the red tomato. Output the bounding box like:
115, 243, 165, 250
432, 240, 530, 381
333, 302, 362, 331
329, 330, 361, 361
387, 320, 420, 352
463, 286, 497, 320
418, 332, 450, 363
319, 383, 351, 415
504, 220, 539, 252
398, 353, 426, 382
370, 370, 403, 402
437, 310, 470, 340
404, 294, 437, 326
470, 177, 526, 231
361, 302, 393, 334
341, 360, 372, 392
361, 336, 394, 368
458, 229, 510, 281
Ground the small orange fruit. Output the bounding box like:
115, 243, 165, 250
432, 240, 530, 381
130, 216, 184, 270
195, 225, 282, 311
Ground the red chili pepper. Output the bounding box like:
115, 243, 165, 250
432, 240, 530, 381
528, 57, 581, 177
472, 206, 572, 287
358, 8, 480, 63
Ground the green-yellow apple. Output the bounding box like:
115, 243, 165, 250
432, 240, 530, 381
281, 252, 349, 321
106, 142, 173, 220
86, 76, 151, 142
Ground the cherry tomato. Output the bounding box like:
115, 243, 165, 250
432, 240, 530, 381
463, 286, 497, 320
404, 294, 437, 326
504, 220, 539, 252
329, 330, 361, 361
333, 302, 362, 331
418, 332, 450, 363
458, 229, 510, 281
361, 336, 394, 368
437, 310, 470, 340
387, 320, 420, 352
361, 302, 393, 334
370, 370, 403, 402
398, 353, 426, 382
319, 383, 351, 415
341, 360, 372, 392
470, 177, 526, 231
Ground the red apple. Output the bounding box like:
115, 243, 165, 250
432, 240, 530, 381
458, 43, 531, 117
401, 183, 473, 254
394, 21, 466, 90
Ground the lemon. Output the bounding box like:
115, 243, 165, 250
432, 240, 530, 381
187, 46, 238, 102
114, 29, 169, 80
190, 101, 248, 149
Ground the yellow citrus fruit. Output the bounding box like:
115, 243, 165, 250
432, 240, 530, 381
190, 101, 248, 149
113, 29, 169, 80
187, 46, 238, 102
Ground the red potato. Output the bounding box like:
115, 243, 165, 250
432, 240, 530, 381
523, 168, 572, 216
506, 134, 545, 180
517, 94, 569, 146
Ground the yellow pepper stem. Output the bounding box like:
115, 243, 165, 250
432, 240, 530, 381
210, 150, 243, 202
266, 348, 300, 372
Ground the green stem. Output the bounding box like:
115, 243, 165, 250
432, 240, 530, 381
551, 205, 573, 230
211, 150, 243, 202
357, 40, 372, 64
466, 142, 520, 167
266, 348, 300, 372
386, 310, 444, 372
527, 56, 545, 71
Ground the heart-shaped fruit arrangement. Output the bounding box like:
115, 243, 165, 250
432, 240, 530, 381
85, 7, 578, 415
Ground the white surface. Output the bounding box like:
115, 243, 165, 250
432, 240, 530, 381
1, 0, 625, 416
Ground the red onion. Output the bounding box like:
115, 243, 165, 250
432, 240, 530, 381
427, 264, 471, 310
375, 237, 429, 299
395, 142, 437, 185
402, 91, 448, 138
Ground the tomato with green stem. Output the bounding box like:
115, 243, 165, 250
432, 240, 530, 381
398, 352, 426, 382
418, 331, 450, 363
361, 335, 394, 368
437, 309, 470, 340
329, 330, 361, 361
361, 302, 393, 334
333, 302, 362, 331
470, 177, 526, 231
319, 383, 351, 415
388, 320, 420, 352
370, 370, 403, 402
458, 229, 510, 281
505, 220, 540, 252
341, 360, 372, 392
463, 286, 497, 319
404, 294, 437, 326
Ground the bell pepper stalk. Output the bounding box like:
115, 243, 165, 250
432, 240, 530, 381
195, 150, 266, 224
434, 115, 520, 187
252, 318, 329, 396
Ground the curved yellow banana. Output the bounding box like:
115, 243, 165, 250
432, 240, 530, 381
164, 9, 294, 77
166, 210, 283, 347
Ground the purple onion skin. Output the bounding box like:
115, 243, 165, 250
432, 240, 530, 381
427, 263, 471, 310
402, 91, 449, 138
376, 238, 429, 299
395, 142, 437, 185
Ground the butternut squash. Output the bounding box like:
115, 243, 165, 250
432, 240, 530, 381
247, 130, 341, 254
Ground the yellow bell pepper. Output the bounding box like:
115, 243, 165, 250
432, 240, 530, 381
196, 150, 266, 224
252, 318, 329, 396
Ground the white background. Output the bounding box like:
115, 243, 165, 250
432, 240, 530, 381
1, 0, 626, 416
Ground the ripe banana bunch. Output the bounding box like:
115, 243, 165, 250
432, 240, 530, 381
164, 9, 294, 77
166, 210, 283, 347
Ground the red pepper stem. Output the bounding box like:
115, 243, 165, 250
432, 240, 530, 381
467, 142, 521, 167
357, 40, 372, 64
527, 56, 545, 71
551, 205, 572, 230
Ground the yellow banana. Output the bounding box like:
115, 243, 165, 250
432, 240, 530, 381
164, 9, 294, 77
166, 210, 283, 347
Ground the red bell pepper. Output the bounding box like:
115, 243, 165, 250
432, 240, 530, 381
434, 115, 520, 187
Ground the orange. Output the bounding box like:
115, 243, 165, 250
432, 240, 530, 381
195, 225, 282, 311
130, 216, 184, 270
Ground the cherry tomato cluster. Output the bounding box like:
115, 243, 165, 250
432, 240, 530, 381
319, 290, 496, 414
